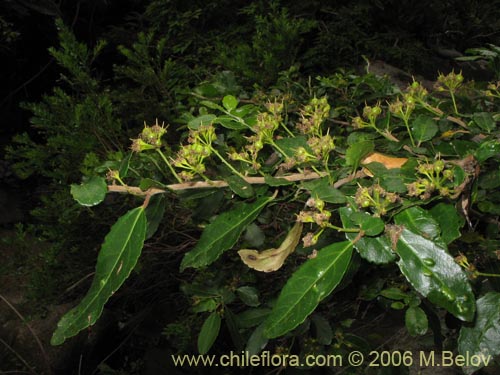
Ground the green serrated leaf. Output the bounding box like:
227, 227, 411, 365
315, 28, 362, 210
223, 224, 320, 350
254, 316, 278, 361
391, 301, 406, 310
405, 306, 428, 336
349, 212, 385, 236
345, 140, 374, 169
197, 312, 221, 354
139, 178, 166, 191
429, 203, 464, 244
458, 292, 500, 374
243, 223, 265, 248
225, 175, 254, 198
236, 308, 271, 329
264, 175, 294, 186
472, 112, 496, 132
225, 308, 245, 350
237, 286, 260, 307
395, 229, 475, 321
339, 207, 396, 264
145, 194, 166, 239
194, 84, 218, 97
246, 323, 268, 355
191, 298, 218, 313
222, 95, 239, 111
394, 206, 444, 245
479, 168, 500, 189
233, 104, 256, 118
119, 152, 132, 178
215, 115, 247, 130
380, 287, 408, 300
274, 136, 311, 159
264, 241, 353, 338
475, 140, 500, 162
200, 100, 224, 111
412, 115, 438, 144
311, 314, 333, 345
70, 176, 107, 206
180, 195, 274, 270
188, 114, 217, 130
365, 162, 410, 193
51, 207, 146, 345
309, 178, 346, 204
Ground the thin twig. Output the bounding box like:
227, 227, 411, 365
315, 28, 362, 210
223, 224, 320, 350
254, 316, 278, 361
0, 294, 51, 374
0, 337, 38, 375
64, 272, 95, 294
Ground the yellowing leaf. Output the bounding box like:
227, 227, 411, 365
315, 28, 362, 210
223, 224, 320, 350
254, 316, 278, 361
238, 222, 303, 272
362, 152, 408, 177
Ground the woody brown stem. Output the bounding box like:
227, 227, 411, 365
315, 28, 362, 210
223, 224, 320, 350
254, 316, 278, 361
107, 170, 368, 197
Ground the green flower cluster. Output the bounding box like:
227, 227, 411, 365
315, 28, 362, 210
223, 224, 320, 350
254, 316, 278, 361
297, 197, 331, 247
229, 101, 284, 172
406, 159, 456, 200
130, 120, 167, 152
172, 125, 215, 181
354, 183, 399, 216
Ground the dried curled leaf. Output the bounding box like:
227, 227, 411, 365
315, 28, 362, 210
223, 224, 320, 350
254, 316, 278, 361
362, 152, 408, 176
238, 222, 303, 272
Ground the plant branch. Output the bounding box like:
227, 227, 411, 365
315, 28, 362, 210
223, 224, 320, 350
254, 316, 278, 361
107, 170, 368, 196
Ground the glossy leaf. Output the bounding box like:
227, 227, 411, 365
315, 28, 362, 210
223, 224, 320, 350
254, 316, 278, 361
405, 306, 428, 336
180, 194, 274, 270
200, 99, 224, 111
345, 140, 374, 169
192, 298, 218, 313
429, 203, 464, 244
264, 175, 294, 186
349, 211, 384, 236
458, 292, 500, 374
364, 162, 410, 193
274, 136, 311, 159
197, 312, 221, 354
395, 229, 475, 321
264, 241, 353, 338
226, 175, 254, 198
236, 308, 271, 329
380, 287, 408, 300
479, 168, 500, 189
243, 223, 265, 248
188, 114, 216, 130
139, 177, 165, 191
51, 207, 147, 345
339, 207, 396, 264
222, 95, 239, 111
411, 115, 438, 144
233, 104, 256, 118
215, 115, 247, 130
225, 308, 245, 350
394, 206, 443, 245
119, 152, 132, 178
473, 112, 496, 132
246, 323, 268, 355
308, 178, 346, 204
475, 140, 500, 162
311, 314, 333, 345
145, 194, 166, 240
70, 176, 107, 207
236, 286, 260, 307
